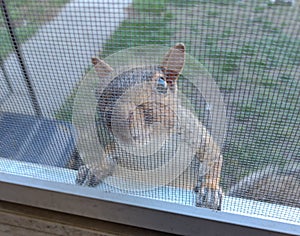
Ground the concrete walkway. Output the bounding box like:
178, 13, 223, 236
0, 0, 132, 117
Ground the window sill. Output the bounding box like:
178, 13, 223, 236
0, 157, 299, 235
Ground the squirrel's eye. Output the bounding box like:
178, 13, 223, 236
156, 77, 167, 94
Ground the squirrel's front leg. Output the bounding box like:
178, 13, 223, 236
195, 140, 223, 210
195, 155, 223, 210
76, 144, 117, 187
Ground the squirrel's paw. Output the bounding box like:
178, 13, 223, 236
76, 158, 116, 187
195, 187, 223, 210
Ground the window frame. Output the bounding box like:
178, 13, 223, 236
0, 160, 299, 236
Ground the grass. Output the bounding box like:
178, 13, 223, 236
55, 90, 76, 122
0, 0, 69, 59
54, 0, 299, 189
102, 16, 174, 57
133, 0, 166, 14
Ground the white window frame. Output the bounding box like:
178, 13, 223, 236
0, 158, 299, 235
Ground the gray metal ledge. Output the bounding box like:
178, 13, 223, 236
0, 158, 299, 236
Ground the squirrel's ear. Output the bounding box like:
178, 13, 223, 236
161, 43, 185, 81
92, 57, 113, 78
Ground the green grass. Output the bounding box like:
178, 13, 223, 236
102, 17, 173, 57
102, 8, 174, 57
55, 90, 77, 122
0, 0, 69, 59
133, 0, 166, 14
205, 0, 238, 5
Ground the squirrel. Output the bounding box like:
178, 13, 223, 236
76, 43, 223, 210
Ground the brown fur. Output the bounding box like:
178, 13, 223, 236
76, 44, 224, 209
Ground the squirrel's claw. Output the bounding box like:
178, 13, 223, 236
76, 165, 104, 187
196, 187, 223, 210
76, 157, 116, 187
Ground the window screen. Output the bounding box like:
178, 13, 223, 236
0, 0, 299, 225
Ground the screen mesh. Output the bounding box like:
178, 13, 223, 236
0, 0, 299, 224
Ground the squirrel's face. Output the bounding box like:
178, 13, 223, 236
93, 44, 185, 145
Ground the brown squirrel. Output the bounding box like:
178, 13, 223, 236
76, 43, 223, 210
